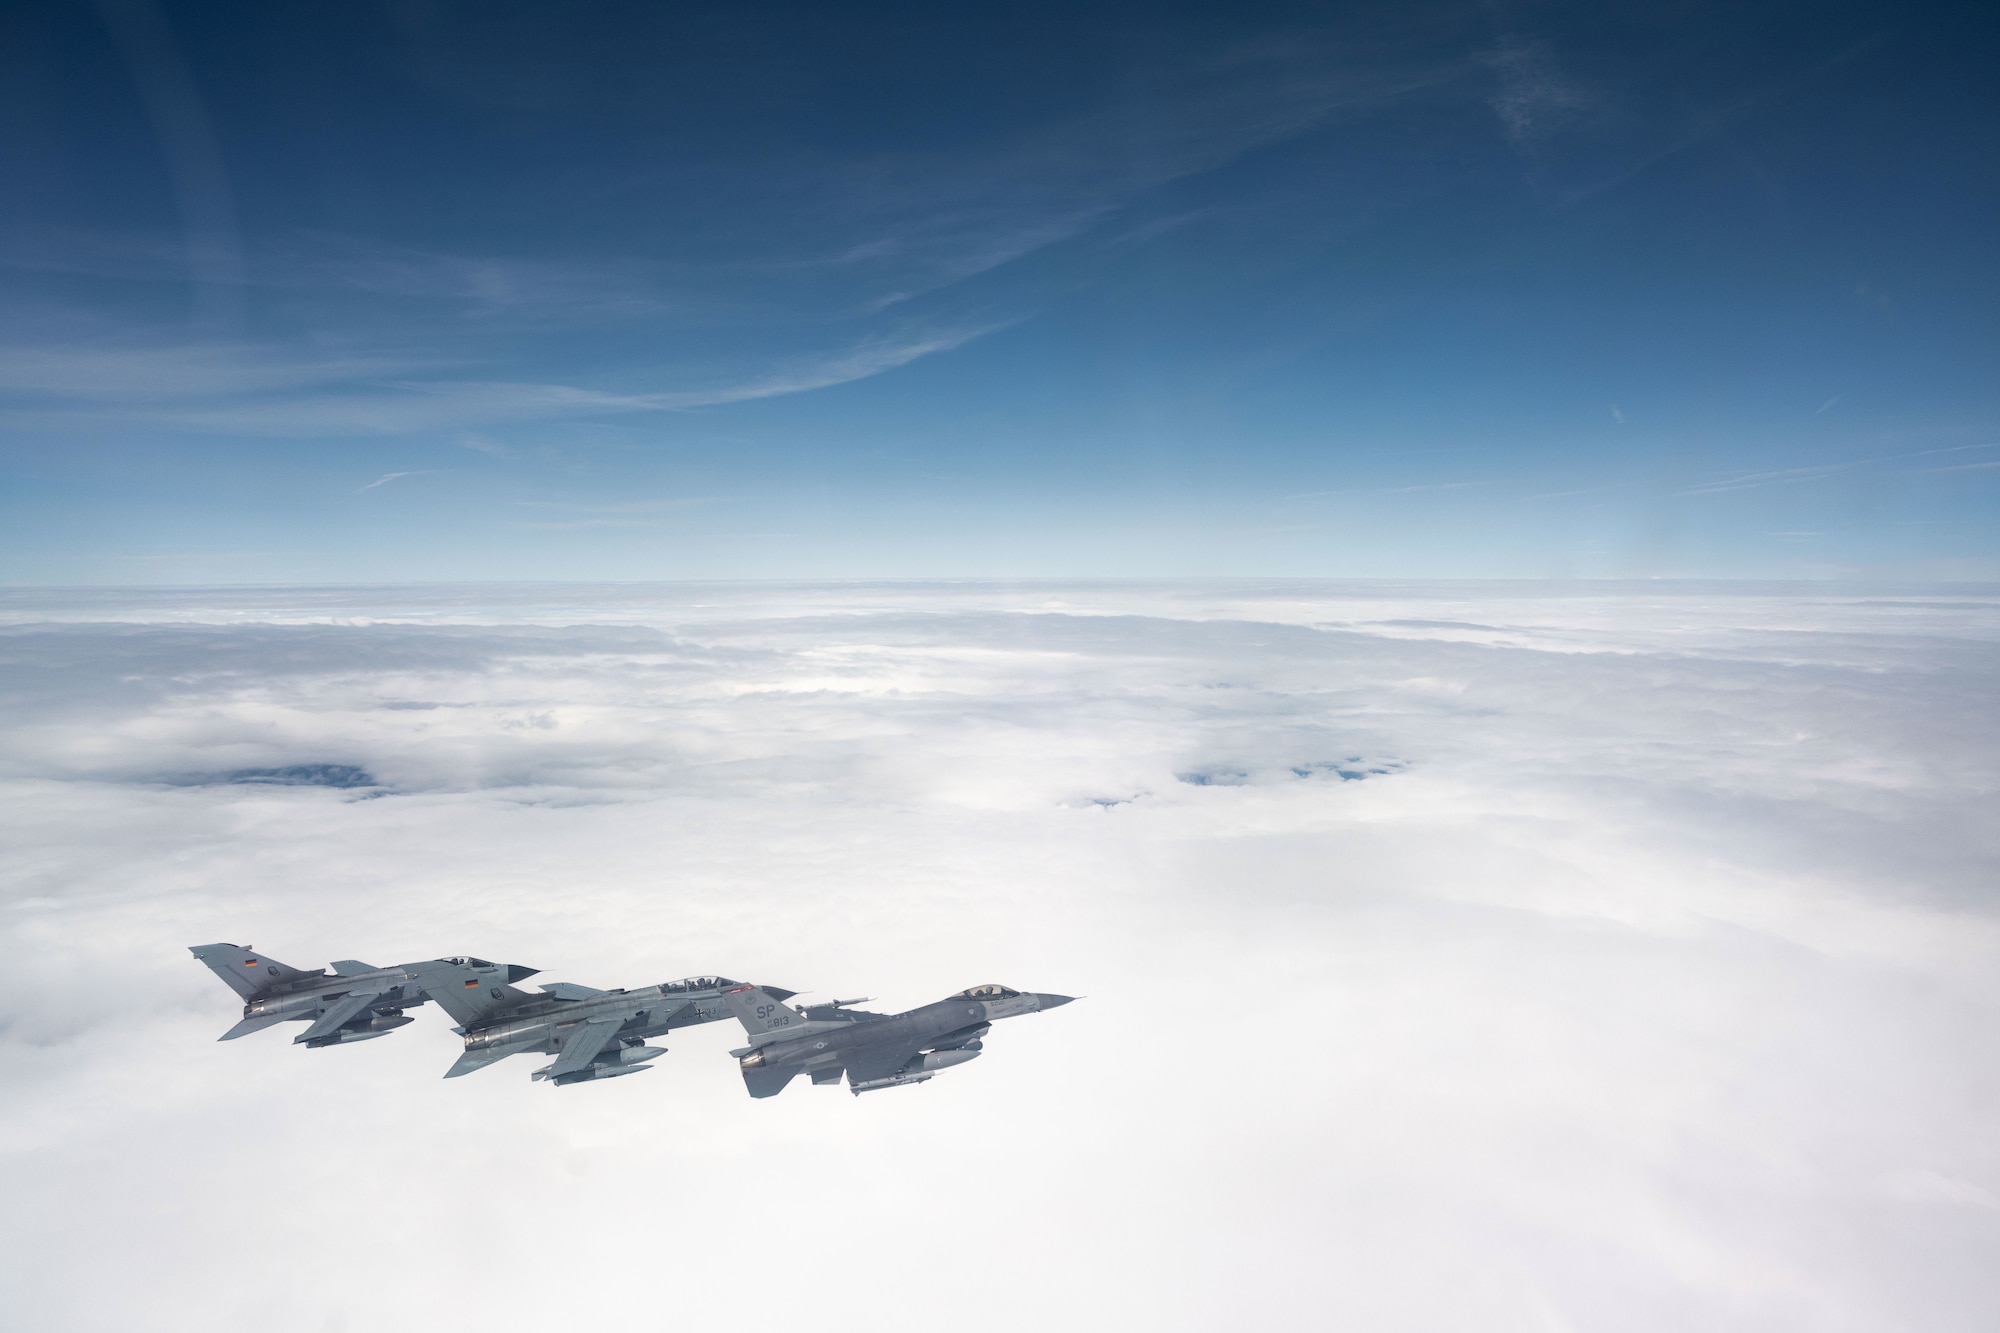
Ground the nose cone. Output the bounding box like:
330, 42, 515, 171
1035, 993, 1076, 1010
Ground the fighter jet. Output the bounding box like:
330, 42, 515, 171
419, 957, 796, 1086
188, 942, 528, 1048
722, 982, 1074, 1096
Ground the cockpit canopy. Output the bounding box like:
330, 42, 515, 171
659, 975, 736, 993
437, 957, 493, 967
950, 984, 1021, 999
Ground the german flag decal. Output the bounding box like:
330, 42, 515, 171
463, 978, 479, 987
245, 959, 258, 966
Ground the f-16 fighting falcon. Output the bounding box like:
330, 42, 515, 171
722, 982, 1074, 1096
421, 957, 798, 1086
188, 943, 525, 1048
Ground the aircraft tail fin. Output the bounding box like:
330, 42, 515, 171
189, 943, 318, 999
721, 985, 809, 1038
414, 958, 536, 1027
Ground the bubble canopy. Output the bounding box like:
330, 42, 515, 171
950, 984, 1020, 999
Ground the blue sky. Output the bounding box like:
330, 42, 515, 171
2, 0, 1996, 581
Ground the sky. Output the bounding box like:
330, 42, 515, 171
6, 12, 1997, 1325
2, 0, 1997, 581
2, 581, 1997, 1330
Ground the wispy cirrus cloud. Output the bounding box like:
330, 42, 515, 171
1285, 480, 1491, 500
781, 40, 1467, 304
1484, 38, 1589, 151
649, 322, 1008, 408
1675, 459, 1871, 497
0, 322, 1001, 437
0, 18, 1477, 472
0, 374, 664, 437
0, 343, 432, 403
360, 470, 433, 491
2, 32, 1463, 336
1677, 442, 2000, 496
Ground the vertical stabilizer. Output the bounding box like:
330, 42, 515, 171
189, 943, 317, 999
415, 958, 535, 1027
721, 985, 810, 1038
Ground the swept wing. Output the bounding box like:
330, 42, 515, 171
840, 1037, 926, 1086
293, 989, 386, 1044
545, 1010, 643, 1078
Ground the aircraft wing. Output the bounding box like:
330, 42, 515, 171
838, 1037, 924, 1086
294, 989, 385, 1043
546, 1010, 640, 1078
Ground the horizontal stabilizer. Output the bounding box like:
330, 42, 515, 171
443, 1048, 511, 1079
218, 1012, 290, 1041
539, 982, 607, 1001
743, 1065, 802, 1099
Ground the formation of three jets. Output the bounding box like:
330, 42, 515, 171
189, 942, 1073, 1097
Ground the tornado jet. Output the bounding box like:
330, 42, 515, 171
188, 942, 527, 1048
722, 982, 1074, 1097
420, 957, 797, 1086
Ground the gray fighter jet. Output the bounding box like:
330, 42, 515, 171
188, 942, 529, 1048
420, 957, 797, 1086
722, 982, 1074, 1096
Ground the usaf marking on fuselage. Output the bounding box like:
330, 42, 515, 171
723, 982, 1074, 1096
421, 958, 799, 1086
188, 943, 522, 1048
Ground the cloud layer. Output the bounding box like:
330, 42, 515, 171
1, 582, 1996, 1330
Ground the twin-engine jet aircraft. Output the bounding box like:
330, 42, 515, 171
188, 943, 520, 1048
722, 982, 1074, 1096
419, 958, 796, 1085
